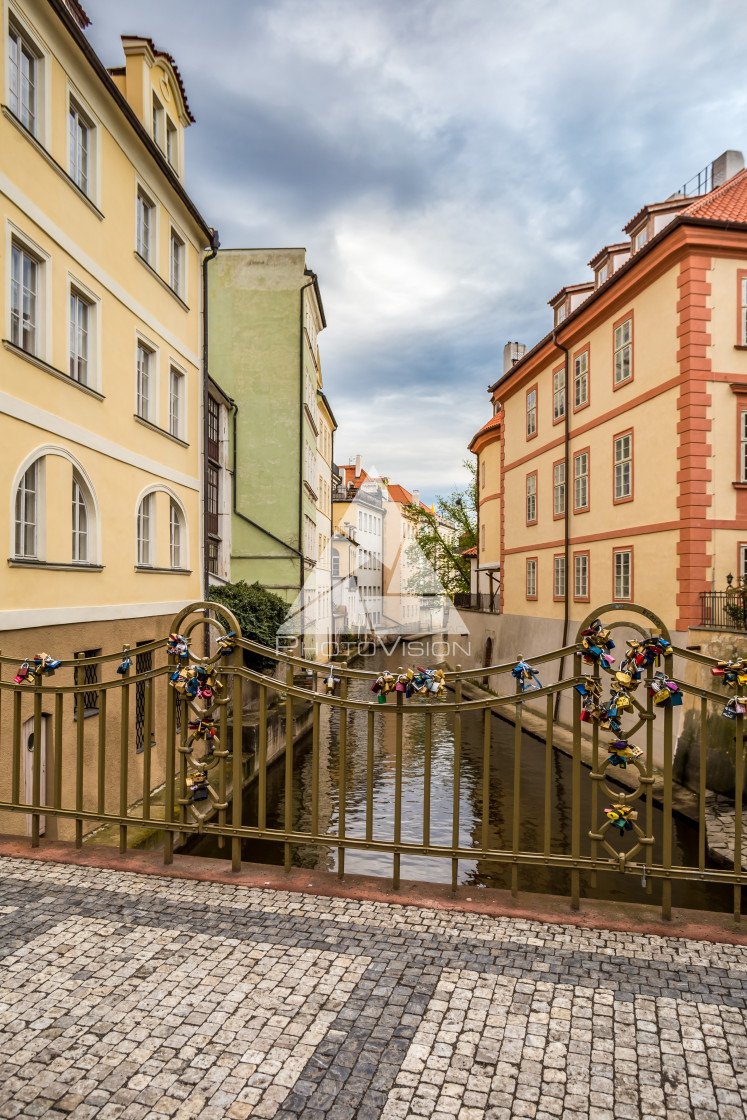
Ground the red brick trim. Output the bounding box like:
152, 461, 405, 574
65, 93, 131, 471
676, 255, 713, 629
499, 430, 505, 613
737, 269, 747, 346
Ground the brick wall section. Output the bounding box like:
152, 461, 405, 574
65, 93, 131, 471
676, 255, 713, 630
499, 431, 506, 612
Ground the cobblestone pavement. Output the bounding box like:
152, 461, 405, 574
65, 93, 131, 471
0, 858, 746, 1120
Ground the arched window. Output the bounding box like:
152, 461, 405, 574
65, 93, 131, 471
136, 494, 153, 566
169, 500, 184, 568
14, 463, 38, 558
72, 472, 88, 562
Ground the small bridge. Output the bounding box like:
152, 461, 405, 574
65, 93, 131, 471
0, 601, 744, 922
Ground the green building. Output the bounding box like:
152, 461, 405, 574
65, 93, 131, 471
208, 248, 327, 622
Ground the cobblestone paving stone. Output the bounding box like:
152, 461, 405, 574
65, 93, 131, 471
0, 858, 745, 1119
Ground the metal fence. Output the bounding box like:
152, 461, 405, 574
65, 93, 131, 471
0, 600, 745, 922
700, 591, 747, 631
453, 592, 499, 613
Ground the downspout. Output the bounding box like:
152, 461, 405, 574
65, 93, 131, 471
202, 229, 219, 656
552, 329, 571, 718
298, 275, 316, 655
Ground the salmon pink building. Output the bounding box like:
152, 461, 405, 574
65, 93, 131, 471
473, 149, 747, 647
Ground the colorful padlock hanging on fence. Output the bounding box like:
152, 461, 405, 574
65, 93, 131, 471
169, 664, 223, 701
722, 696, 747, 720
604, 803, 638, 832
166, 633, 190, 660
15, 652, 61, 684
371, 671, 397, 703
412, 668, 446, 698
323, 675, 340, 694
512, 660, 542, 692
712, 657, 747, 690
606, 740, 643, 769
188, 717, 217, 741
649, 670, 682, 707
577, 620, 615, 667
189, 769, 209, 802
216, 632, 237, 656
372, 667, 446, 702
116, 652, 131, 675
626, 634, 672, 669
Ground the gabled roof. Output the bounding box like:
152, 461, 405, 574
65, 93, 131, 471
386, 483, 429, 511
547, 281, 594, 307
462, 545, 478, 557
684, 167, 747, 221
588, 242, 629, 269
120, 35, 195, 123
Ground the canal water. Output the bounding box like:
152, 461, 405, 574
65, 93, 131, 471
188, 639, 734, 912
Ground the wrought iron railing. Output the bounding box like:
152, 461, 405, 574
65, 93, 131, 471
700, 591, 747, 631
0, 601, 745, 922
453, 592, 499, 613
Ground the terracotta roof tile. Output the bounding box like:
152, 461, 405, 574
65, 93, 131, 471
468, 413, 502, 450
462, 545, 478, 557
684, 168, 747, 222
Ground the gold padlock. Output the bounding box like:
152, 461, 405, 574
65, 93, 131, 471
615, 672, 632, 687
653, 687, 670, 704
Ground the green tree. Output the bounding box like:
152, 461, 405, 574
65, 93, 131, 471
209, 580, 289, 671
402, 460, 477, 596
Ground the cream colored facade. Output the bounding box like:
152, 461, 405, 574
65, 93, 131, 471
479, 154, 747, 642
0, 1, 211, 837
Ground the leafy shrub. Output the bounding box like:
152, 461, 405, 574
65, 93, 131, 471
209, 581, 289, 671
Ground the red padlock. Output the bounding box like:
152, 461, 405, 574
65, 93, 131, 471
14, 662, 29, 684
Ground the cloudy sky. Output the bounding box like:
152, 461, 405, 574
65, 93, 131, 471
87, 0, 747, 505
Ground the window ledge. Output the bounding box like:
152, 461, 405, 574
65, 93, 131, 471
2, 105, 105, 220
304, 481, 319, 501
733, 482, 747, 489
734, 346, 747, 351
8, 558, 103, 571
133, 414, 189, 447
134, 252, 190, 311
135, 565, 193, 574
3, 339, 104, 400
304, 403, 320, 436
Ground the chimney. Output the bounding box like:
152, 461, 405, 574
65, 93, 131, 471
412, 489, 420, 506
712, 150, 744, 189
503, 341, 527, 374
355, 454, 362, 478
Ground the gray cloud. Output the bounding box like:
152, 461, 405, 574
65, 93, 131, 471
85, 0, 747, 503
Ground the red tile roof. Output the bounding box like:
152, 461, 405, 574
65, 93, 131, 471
121, 36, 195, 123
468, 413, 502, 450
684, 168, 747, 221
462, 545, 478, 557
386, 484, 429, 510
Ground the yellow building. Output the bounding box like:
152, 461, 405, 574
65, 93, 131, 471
474, 149, 747, 645
0, 1, 213, 834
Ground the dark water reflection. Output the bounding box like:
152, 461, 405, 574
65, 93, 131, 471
188, 640, 733, 912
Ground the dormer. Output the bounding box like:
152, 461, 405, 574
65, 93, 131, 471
109, 36, 194, 181
588, 242, 630, 289
624, 198, 688, 255
548, 282, 594, 326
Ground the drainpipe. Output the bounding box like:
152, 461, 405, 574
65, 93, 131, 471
552, 330, 571, 718
298, 274, 316, 657
202, 228, 220, 655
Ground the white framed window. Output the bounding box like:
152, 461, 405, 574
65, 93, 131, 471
136, 493, 153, 566
526, 473, 537, 523
14, 461, 38, 558
152, 92, 164, 150
526, 558, 537, 598
741, 544, 747, 581
169, 500, 183, 568
741, 411, 747, 482
553, 462, 565, 517
10, 239, 38, 354
574, 351, 588, 408
169, 366, 184, 438
170, 229, 184, 297
614, 318, 632, 385
69, 288, 90, 384
136, 341, 154, 420
574, 554, 589, 600
614, 549, 632, 601
72, 472, 88, 562
635, 229, 647, 251
574, 452, 589, 511
597, 265, 608, 287
614, 433, 633, 500
526, 388, 537, 437
8, 18, 38, 135
136, 187, 155, 263
166, 117, 178, 169
556, 304, 566, 325
554, 556, 565, 599
553, 369, 565, 421
68, 97, 90, 195
741, 278, 747, 346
